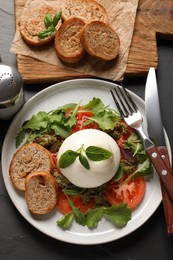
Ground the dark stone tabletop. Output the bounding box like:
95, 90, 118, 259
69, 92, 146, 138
1, 1, 173, 259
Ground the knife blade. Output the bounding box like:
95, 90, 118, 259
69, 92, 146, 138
145, 67, 173, 234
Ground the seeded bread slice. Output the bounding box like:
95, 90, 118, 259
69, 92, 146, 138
9, 143, 54, 191
81, 21, 120, 61
18, 6, 61, 46
62, 0, 108, 24
25, 171, 58, 215
54, 17, 85, 63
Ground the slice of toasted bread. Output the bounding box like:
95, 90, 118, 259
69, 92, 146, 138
18, 6, 61, 46
25, 171, 58, 215
9, 143, 54, 191
81, 21, 120, 61
62, 0, 108, 24
54, 17, 86, 63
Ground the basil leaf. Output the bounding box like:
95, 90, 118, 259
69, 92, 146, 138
44, 14, 53, 28
85, 207, 103, 228
52, 11, 62, 27
79, 154, 90, 170
63, 186, 85, 196
38, 28, 53, 39
58, 150, 79, 168
56, 212, 74, 230
103, 204, 131, 228
86, 146, 113, 161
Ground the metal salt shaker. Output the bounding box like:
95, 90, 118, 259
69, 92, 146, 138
0, 64, 24, 119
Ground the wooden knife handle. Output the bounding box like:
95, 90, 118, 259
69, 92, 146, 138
158, 146, 173, 235
146, 145, 173, 203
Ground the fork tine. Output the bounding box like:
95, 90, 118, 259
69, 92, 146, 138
120, 85, 138, 113
110, 88, 127, 117
110, 85, 138, 118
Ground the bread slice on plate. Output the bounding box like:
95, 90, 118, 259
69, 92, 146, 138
18, 6, 61, 46
81, 21, 120, 61
9, 143, 54, 191
25, 171, 58, 215
62, 0, 108, 24
54, 17, 86, 63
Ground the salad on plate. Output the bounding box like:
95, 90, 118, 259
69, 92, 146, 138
11, 97, 153, 230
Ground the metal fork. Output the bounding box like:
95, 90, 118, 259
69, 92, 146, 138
110, 85, 173, 204
110, 85, 153, 148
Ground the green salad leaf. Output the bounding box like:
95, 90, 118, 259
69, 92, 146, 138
56, 203, 131, 230
103, 203, 132, 229
15, 98, 120, 148
85, 207, 104, 228
57, 212, 74, 230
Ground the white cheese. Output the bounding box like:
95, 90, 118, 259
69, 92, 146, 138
58, 129, 120, 188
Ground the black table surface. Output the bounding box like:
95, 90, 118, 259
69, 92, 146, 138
1, 1, 173, 259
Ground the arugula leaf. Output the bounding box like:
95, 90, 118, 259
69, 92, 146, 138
85, 109, 120, 131
83, 97, 120, 130
124, 133, 148, 163
23, 111, 49, 130
57, 212, 74, 229
126, 158, 153, 181
64, 102, 81, 127
68, 200, 86, 226
56, 204, 132, 230
15, 129, 26, 148
84, 97, 105, 113
63, 186, 86, 196
51, 123, 71, 137
85, 207, 104, 228
103, 203, 131, 228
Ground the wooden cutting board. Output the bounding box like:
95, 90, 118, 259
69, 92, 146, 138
15, 0, 173, 84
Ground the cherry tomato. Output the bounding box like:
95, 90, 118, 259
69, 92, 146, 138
105, 176, 146, 209
57, 190, 96, 214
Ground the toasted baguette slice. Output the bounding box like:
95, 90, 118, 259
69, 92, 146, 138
25, 171, 58, 215
18, 6, 61, 46
62, 0, 108, 24
9, 143, 54, 191
81, 21, 120, 61
54, 17, 85, 63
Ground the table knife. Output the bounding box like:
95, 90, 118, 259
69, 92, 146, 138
145, 67, 173, 234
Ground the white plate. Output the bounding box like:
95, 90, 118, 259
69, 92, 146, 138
2, 79, 163, 245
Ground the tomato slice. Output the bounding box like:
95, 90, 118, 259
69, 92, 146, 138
66, 106, 99, 133
105, 176, 146, 209
116, 121, 135, 148
57, 190, 96, 214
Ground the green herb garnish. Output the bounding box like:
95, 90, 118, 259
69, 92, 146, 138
38, 11, 62, 39
57, 203, 131, 230
58, 145, 113, 170
15, 98, 120, 148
